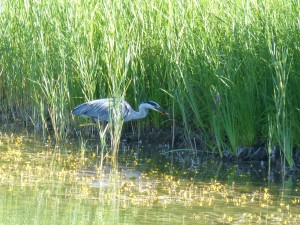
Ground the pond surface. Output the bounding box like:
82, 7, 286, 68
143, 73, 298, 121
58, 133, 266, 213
0, 132, 300, 224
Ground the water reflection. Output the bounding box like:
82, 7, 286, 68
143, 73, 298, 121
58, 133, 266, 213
121, 140, 299, 187
0, 132, 299, 224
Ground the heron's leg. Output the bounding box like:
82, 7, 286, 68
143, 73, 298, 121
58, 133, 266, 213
92, 119, 108, 138
95, 122, 109, 169
94, 121, 105, 156
102, 123, 109, 137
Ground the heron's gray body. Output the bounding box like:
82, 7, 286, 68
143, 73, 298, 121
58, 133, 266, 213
72, 98, 168, 122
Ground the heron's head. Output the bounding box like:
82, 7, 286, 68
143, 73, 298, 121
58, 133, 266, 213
142, 101, 170, 117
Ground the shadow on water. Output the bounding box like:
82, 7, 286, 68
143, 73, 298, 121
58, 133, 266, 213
118, 139, 300, 187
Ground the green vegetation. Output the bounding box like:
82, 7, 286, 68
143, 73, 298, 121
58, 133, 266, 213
1, 0, 300, 166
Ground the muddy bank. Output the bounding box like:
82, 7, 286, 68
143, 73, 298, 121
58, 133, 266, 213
1, 120, 300, 177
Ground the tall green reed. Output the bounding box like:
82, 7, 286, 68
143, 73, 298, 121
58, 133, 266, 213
269, 44, 294, 167
1, 0, 300, 166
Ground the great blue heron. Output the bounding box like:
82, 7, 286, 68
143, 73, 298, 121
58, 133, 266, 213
72, 98, 169, 122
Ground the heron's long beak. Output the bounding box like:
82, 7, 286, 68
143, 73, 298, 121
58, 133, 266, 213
156, 106, 170, 117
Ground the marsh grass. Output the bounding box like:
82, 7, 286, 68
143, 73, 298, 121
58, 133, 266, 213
269, 45, 294, 167
1, 0, 300, 165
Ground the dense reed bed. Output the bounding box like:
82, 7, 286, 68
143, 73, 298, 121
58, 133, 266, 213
0, 0, 300, 166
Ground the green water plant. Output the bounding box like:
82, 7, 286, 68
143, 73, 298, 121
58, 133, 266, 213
1, 0, 300, 166
269, 44, 294, 168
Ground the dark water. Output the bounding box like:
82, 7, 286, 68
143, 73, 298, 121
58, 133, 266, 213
0, 132, 300, 224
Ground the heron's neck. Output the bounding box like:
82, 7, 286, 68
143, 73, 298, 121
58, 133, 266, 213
124, 105, 148, 121
133, 107, 149, 119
